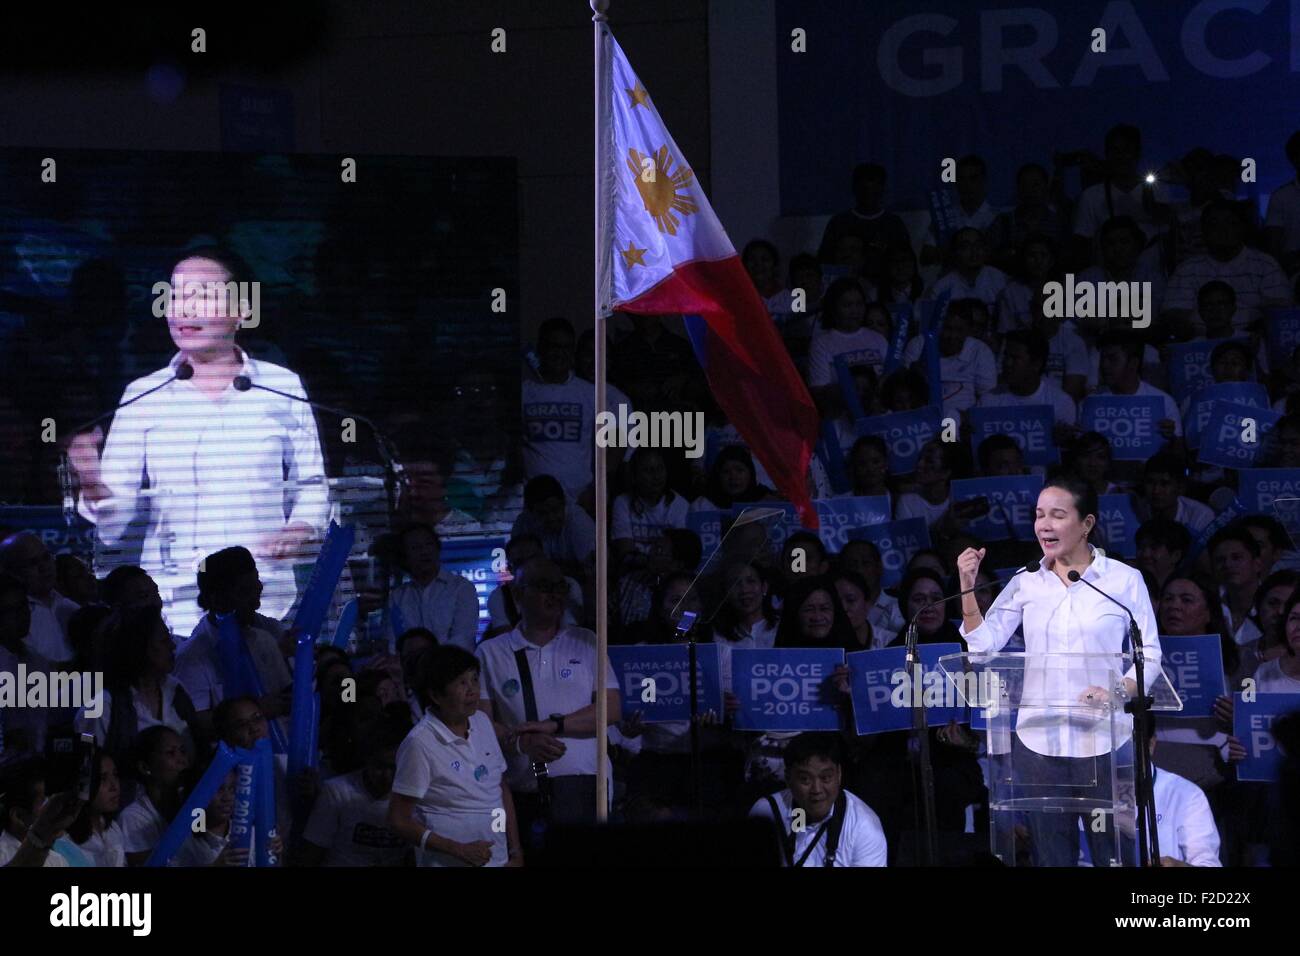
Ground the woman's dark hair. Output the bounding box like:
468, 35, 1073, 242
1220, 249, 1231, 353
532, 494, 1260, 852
742, 238, 779, 269
396, 627, 439, 657
67, 752, 118, 846
784, 732, 845, 771
896, 568, 947, 618
820, 276, 868, 329
627, 447, 677, 509
212, 695, 260, 743
1158, 575, 1239, 676
177, 243, 255, 289
879, 367, 928, 412
704, 445, 769, 508
875, 244, 924, 304
131, 725, 181, 782
106, 605, 169, 692
1256, 570, 1300, 653
101, 565, 151, 607
523, 474, 566, 509
1042, 467, 1100, 527
648, 571, 700, 641
713, 561, 778, 641
416, 645, 481, 708
830, 568, 870, 604
774, 575, 857, 651
195, 546, 256, 611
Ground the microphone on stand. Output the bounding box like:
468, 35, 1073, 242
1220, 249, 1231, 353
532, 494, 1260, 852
231, 375, 405, 485
1064, 567, 1160, 868
59, 362, 194, 528
901, 558, 1039, 866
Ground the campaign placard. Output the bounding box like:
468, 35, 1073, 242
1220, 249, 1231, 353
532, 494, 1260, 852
1157, 635, 1226, 718
847, 644, 965, 735
607, 644, 724, 723
1234, 692, 1300, 782
1237, 469, 1300, 514
950, 475, 1043, 542
835, 350, 885, 420
1079, 395, 1167, 460
849, 518, 931, 588
855, 405, 943, 475
884, 303, 912, 374
1182, 497, 1244, 569
1265, 308, 1300, 371
1182, 382, 1269, 450
813, 496, 892, 552
1095, 493, 1140, 559
968, 404, 1057, 467
730, 648, 845, 732
1197, 402, 1282, 470
1166, 338, 1252, 402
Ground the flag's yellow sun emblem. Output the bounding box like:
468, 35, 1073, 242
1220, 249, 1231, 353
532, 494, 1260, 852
626, 146, 697, 236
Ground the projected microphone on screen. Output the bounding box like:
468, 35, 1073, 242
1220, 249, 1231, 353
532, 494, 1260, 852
64, 246, 329, 637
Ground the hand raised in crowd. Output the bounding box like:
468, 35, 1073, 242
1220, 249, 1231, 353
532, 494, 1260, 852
956, 547, 986, 592
1225, 736, 1247, 764
30, 791, 83, 846
831, 664, 852, 696
1213, 694, 1234, 732
723, 691, 740, 717
257, 522, 316, 560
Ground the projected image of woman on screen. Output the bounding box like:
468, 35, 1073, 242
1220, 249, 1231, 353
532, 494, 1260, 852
66, 245, 328, 637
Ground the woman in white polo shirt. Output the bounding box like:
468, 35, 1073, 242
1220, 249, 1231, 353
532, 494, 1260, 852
388, 645, 522, 867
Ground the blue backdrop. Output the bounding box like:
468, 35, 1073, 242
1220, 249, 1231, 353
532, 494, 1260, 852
775, 0, 1299, 214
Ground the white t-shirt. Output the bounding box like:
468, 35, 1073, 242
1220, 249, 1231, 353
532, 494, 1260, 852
1074, 180, 1167, 242
901, 336, 998, 416
523, 374, 632, 502
749, 788, 888, 867
0, 829, 68, 867
1265, 179, 1300, 254
476, 626, 619, 790
723, 617, 779, 651
979, 378, 1077, 427
171, 830, 227, 867
1153, 767, 1222, 867
924, 266, 1008, 314
1164, 247, 1293, 334
302, 769, 407, 866
391, 710, 509, 867
76, 822, 126, 867
388, 568, 480, 652
806, 327, 889, 388
1254, 657, 1300, 693
611, 493, 690, 554
869, 592, 906, 635
175, 614, 292, 712
24, 591, 79, 662
76, 675, 191, 749
895, 492, 950, 527
1040, 321, 1090, 388
118, 793, 167, 856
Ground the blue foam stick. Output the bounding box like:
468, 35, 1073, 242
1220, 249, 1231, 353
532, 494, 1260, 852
307, 692, 321, 770
228, 751, 257, 865
332, 598, 360, 648
292, 521, 356, 641
145, 743, 241, 867
253, 738, 279, 868
287, 632, 318, 780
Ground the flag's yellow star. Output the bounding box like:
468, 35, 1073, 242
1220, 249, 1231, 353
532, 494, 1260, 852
626, 82, 650, 109
620, 241, 648, 268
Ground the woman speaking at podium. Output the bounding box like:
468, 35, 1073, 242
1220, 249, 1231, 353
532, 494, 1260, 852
955, 472, 1160, 867
66, 246, 328, 637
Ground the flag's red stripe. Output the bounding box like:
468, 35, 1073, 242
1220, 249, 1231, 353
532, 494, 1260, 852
622, 256, 821, 527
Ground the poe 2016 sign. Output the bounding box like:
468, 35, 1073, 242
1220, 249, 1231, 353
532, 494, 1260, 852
607, 644, 724, 723
730, 648, 845, 732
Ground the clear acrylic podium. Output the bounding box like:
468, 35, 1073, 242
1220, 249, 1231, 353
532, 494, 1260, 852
938, 652, 1180, 867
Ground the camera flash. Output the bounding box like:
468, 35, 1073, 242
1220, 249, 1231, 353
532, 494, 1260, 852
1145, 173, 1156, 184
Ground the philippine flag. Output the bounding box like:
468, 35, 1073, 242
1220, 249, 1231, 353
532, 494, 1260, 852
598, 31, 821, 527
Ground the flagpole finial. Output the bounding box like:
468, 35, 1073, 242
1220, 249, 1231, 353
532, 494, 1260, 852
591, 0, 609, 21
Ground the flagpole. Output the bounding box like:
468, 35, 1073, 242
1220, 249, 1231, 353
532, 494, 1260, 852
591, 0, 610, 824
